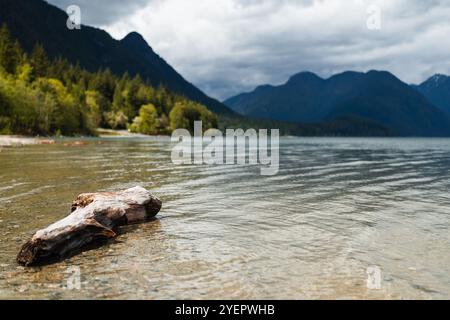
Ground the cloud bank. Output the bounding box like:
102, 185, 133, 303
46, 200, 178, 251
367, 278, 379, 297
48, 0, 450, 100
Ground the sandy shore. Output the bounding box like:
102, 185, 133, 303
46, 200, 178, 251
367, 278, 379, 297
96, 128, 149, 137
0, 136, 55, 147
1, 129, 165, 148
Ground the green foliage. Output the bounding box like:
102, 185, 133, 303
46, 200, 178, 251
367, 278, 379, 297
33, 78, 81, 135
85, 90, 103, 128
104, 110, 128, 130
16, 63, 33, 83
0, 24, 217, 136
169, 101, 218, 134
129, 104, 160, 135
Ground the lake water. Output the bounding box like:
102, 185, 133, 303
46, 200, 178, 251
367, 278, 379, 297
0, 137, 449, 299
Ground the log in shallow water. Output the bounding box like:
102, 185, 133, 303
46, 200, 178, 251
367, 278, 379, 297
17, 186, 162, 266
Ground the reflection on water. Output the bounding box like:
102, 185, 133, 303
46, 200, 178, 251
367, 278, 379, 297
0, 137, 449, 299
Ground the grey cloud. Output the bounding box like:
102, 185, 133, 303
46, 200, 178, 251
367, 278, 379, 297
47, 0, 148, 26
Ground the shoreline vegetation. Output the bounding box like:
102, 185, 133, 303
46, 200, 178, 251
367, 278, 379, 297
0, 24, 217, 138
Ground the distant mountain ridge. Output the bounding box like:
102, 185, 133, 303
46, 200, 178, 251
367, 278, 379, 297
413, 74, 450, 116
224, 70, 450, 136
0, 0, 232, 114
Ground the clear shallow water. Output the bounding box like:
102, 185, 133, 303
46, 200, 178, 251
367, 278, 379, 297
0, 137, 449, 299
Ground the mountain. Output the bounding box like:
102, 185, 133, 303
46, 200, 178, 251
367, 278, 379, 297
224, 70, 450, 136
0, 0, 388, 136
0, 0, 232, 114
413, 74, 450, 116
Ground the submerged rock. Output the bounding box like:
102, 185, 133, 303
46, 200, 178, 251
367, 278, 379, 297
17, 186, 162, 266
63, 141, 88, 147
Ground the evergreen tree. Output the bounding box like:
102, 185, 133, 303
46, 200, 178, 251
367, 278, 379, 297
89, 68, 116, 101
112, 82, 125, 112
0, 24, 22, 74
30, 44, 49, 78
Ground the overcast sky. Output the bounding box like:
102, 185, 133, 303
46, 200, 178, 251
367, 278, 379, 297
48, 0, 450, 100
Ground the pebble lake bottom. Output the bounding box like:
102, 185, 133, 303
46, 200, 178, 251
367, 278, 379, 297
0, 136, 449, 299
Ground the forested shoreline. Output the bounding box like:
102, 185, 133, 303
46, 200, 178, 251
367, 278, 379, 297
0, 25, 217, 136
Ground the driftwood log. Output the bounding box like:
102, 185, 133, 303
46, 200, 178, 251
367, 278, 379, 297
17, 186, 162, 266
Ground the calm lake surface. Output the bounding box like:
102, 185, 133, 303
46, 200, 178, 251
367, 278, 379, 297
0, 137, 449, 299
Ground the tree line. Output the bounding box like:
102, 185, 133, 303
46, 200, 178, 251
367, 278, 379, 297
0, 24, 217, 136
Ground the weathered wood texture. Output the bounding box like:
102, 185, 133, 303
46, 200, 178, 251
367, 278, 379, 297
17, 186, 162, 266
